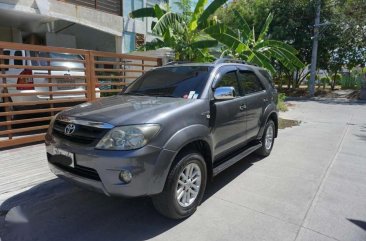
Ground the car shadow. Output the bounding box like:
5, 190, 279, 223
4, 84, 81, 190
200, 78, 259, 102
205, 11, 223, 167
0, 154, 263, 241
347, 219, 366, 231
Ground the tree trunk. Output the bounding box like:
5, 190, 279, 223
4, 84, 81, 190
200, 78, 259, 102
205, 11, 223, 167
360, 75, 366, 100
331, 70, 337, 90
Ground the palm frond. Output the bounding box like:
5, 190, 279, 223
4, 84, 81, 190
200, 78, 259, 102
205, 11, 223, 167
258, 13, 273, 41
129, 6, 162, 19
189, 0, 208, 31
250, 51, 276, 74
233, 10, 251, 41
205, 24, 241, 50
153, 4, 165, 19
152, 12, 184, 35
255, 40, 298, 54
266, 48, 297, 71
197, 0, 229, 29
190, 39, 218, 48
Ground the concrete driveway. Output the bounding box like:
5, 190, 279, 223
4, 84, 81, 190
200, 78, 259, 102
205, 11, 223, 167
0, 98, 366, 241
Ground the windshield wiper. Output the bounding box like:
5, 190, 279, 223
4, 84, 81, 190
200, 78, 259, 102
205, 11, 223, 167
123, 92, 148, 96
148, 93, 177, 98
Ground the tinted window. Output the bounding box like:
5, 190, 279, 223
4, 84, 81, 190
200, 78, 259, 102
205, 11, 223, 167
14, 51, 23, 66
124, 66, 213, 98
238, 71, 264, 94
2, 50, 10, 70
215, 71, 240, 97
49, 53, 84, 69
30, 52, 84, 69
30, 51, 49, 66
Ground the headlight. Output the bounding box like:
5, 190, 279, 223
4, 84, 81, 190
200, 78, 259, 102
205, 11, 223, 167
95, 124, 160, 150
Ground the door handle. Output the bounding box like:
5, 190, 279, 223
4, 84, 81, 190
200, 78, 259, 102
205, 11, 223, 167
263, 98, 268, 102
239, 104, 247, 111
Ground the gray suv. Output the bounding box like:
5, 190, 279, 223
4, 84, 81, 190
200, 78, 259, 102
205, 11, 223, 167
45, 59, 278, 219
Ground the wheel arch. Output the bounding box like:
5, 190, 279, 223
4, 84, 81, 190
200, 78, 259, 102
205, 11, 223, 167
150, 125, 213, 195
258, 107, 278, 139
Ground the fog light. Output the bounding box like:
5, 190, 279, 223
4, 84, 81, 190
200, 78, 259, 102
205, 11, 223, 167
119, 170, 132, 183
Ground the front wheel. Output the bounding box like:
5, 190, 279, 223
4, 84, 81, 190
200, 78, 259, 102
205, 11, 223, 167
152, 150, 207, 219
256, 120, 275, 156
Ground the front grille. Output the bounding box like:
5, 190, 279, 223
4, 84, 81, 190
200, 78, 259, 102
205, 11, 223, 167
47, 153, 101, 181
53, 120, 108, 145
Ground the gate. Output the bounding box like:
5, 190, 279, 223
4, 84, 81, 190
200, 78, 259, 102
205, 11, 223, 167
0, 41, 162, 148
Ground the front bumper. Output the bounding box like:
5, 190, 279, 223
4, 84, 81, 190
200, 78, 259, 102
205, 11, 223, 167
46, 140, 176, 198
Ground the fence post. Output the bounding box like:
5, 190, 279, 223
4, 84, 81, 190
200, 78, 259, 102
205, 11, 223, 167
0, 48, 13, 140
90, 51, 97, 101
85, 51, 96, 101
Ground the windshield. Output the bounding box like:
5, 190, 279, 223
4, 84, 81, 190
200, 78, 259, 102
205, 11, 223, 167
123, 66, 213, 98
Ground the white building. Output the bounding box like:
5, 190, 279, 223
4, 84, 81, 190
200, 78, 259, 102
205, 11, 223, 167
0, 0, 169, 53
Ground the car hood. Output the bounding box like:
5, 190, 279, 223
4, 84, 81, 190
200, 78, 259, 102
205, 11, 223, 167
60, 95, 198, 126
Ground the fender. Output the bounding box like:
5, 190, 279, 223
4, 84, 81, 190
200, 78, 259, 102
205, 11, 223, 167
163, 124, 212, 152
148, 124, 213, 194
257, 103, 278, 139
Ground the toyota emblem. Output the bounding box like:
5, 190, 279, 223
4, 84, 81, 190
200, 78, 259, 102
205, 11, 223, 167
64, 124, 76, 135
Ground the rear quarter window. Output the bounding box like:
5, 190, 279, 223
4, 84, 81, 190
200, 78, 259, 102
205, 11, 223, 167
258, 69, 275, 88
14, 51, 24, 66
1, 50, 10, 71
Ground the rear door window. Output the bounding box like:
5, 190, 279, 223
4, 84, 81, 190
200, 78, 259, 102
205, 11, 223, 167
237, 71, 264, 95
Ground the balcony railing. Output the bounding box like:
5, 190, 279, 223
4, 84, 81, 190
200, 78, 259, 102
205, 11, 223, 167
60, 0, 122, 16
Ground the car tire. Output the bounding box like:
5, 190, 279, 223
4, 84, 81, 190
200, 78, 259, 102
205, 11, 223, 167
256, 120, 275, 157
152, 150, 207, 219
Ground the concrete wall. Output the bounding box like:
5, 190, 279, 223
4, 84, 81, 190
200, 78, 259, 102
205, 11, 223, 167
44, 0, 123, 36
0, 0, 167, 53
0, 26, 22, 43
61, 24, 116, 52
0, 26, 12, 42
45, 32, 76, 48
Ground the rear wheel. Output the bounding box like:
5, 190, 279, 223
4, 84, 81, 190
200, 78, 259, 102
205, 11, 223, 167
256, 120, 275, 156
152, 150, 207, 219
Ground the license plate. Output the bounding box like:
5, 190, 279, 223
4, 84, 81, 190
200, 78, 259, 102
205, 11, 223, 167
54, 148, 75, 168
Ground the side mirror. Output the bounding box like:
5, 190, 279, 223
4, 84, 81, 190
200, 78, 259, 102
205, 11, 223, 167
214, 86, 236, 100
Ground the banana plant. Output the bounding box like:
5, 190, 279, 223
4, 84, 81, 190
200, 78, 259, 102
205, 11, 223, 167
129, 0, 228, 61
205, 10, 304, 73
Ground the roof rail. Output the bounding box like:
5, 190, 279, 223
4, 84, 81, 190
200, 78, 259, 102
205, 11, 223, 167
213, 58, 247, 65
164, 61, 193, 66
213, 58, 259, 67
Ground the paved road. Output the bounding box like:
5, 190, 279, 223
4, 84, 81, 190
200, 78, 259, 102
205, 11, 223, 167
0, 98, 365, 241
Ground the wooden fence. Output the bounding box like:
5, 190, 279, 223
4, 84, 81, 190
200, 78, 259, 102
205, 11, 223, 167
0, 41, 162, 149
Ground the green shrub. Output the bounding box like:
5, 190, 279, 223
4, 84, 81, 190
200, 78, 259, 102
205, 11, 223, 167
277, 93, 288, 112
334, 73, 342, 85
320, 76, 330, 85
341, 76, 360, 90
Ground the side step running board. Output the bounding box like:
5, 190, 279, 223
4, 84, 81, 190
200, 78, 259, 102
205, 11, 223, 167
213, 143, 262, 176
